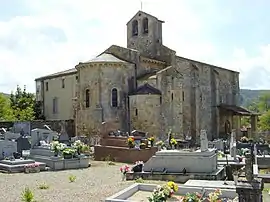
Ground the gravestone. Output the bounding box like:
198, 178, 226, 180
16, 136, 31, 154
58, 121, 69, 144
4, 131, 21, 141
200, 130, 208, 152
0, 140, 17, 159
31, 128, 58, 148
230, 130, 237, 160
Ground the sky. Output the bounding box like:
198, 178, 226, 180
0, 0, 270, 93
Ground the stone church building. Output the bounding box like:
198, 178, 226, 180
36, 11, 257, 141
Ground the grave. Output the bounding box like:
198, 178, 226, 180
126, 130, 225, 183
0, 138, 45, 173
105, 183, 238, 202
94, 122, 157, 163
29, 128, 90, 171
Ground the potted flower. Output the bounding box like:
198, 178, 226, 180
50, 141, 61, 157
207, 189, 222, 202
62, 148, 76, 159
240, 136, 248, 143
120, 165, 130, 181
155, 140, 165, 151
148, 181, 178, 202
127, 137, 135, 148
182, 192, 202, 202
140, 142, 146, 149
170, 138, 177, 149
72, 140, 84, 155
24, 163, 40, 173
148, 136, 155, 147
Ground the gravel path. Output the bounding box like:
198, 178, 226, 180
0, 161, 134, 202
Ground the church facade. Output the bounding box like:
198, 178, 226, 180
37, 11, 255, 141
75, 10, 244, 141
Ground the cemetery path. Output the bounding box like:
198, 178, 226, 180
0, 161, 134, 202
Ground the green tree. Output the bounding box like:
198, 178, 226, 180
257, 93, 270, 112
10, 85, 35, 121
0, 93, 15, 121
258, 110, 270, 131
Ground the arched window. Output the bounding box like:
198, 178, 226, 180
85, 89, 90, 108
111, 88, 118, 107
132, 20, 138, 36
142, 18, 148, 34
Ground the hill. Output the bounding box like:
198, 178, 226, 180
240, 89, 270, 107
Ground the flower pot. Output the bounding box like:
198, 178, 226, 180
150, 142, 154, 147
63, 153, 73, 159
54, 151, 59, 157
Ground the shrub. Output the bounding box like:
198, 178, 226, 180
69, 175, 76, 182
21, 187, 35, 202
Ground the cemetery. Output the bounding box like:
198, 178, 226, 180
0, 121, 269, 201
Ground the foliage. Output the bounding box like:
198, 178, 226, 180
68, 175, 76, 183
135, 177, 144, 183
0, 93, 15, 121
37, 183, 49, 190
21, 187, 35, 202
258, 110, 270, 131
10, 85, 36, 121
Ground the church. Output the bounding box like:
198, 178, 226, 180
36, 11, 258, 142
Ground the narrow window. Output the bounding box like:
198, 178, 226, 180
62, 79, 65, 88
171, 93, 174, 101
111, 88, 118, 107
85, 89, 90, 108
135, 108, 138, 116
142, 18, 148, 34
53, 97, 58, 114
182, 91, 185, 101
132, 20, 138, 36
45, 82, 49, 91
160, 96, 162, 104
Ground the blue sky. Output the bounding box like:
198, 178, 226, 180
0, 0, 270, 93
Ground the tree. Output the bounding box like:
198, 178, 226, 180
257, 93, 270, 112
0, 93, 15, 121
10, 85, 35, 121
258, 110, 270, 131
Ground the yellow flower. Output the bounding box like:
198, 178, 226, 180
167, 181, 178, 192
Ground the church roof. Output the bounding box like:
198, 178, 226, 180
35, 68, 77, 81
130, 83, 161, 96
85, 53, 127, 63
127, 10, 164, 25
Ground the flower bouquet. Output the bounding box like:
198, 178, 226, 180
127, 137, 135, 148
148, 136, 155, 147
140, 142, 146, 149
72, 140, 84, 155
62, 148, 76, 159
155, 140, 165, 150
170, 138, 177, 149
24, 163, 40, 174
148, 181, 178, 202
120, 165, 130, 181
50, 141, 66, 157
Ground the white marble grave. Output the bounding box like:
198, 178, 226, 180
143, 130, 218, 173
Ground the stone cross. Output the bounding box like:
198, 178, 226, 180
200, 130, 208, 152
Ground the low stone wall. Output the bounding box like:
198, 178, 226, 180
94, 145, 157, 163
0, 120, 75, 137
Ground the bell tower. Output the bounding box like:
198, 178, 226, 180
126, 11, 164, 59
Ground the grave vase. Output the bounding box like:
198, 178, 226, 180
54, 150, 59, 157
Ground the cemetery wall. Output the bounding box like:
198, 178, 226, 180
0, 119, 75, 137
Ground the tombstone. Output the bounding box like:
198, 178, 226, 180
0, 140, 17, 159
13, 121, 31, 136
58, 121, 69, 144
230, 130, 237, 160
4, 131, 21, 141
31, 128, 58, 148
16, 136, 31, 154
200, 130, 208, 152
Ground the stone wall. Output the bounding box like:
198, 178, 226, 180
0, 120, 75, 137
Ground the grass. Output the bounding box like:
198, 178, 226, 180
68, 175, 76, 183
21, 187, 35, 202
37, 183, 49, 190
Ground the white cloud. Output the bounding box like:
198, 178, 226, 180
0, 0, 269, 93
